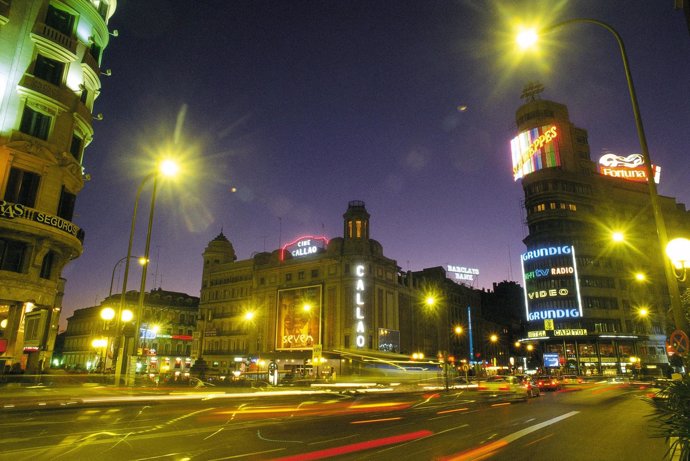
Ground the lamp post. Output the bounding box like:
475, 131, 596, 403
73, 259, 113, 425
667, 237, 690, 282
109, 256, 146, 298
117, 159, 180, 386
517, 19, 689, 334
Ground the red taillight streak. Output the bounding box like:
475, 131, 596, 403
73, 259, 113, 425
270, 430, 433, 461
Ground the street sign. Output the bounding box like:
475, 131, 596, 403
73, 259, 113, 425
461, 364, 470, 372
668, 330, 689, 356
544, 319, 555, 330
312, 344, 322, 362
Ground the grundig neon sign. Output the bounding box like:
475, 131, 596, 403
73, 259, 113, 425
354, 264, 366, 348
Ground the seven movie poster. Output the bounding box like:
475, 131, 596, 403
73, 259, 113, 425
276, 286, 322, 350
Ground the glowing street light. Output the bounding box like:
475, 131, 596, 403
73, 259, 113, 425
666, 237, 690, 282
515, 18, 688, 332
116, 158, 180, 385
612, 231, 625, 243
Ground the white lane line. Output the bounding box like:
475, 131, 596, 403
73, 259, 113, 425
502, 411, 579, 444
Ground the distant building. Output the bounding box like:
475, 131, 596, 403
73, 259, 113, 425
61, 289, 199, 378
512, 87, 690, 376
194, 201, 519, 380
0, 1, 116, 372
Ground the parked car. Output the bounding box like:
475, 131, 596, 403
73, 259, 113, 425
536, 375, 562, 391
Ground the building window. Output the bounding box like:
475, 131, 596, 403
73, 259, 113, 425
70, 134, 83, 162
45, 5, 75, 36
311, 269, 319, 278
40, 251, 55, 279
285, 273, 292, 282
298, 271, 305, 280
80, 86, 88, 104
0, 239, 27, 273
4, 168, 40, 207
19, 106, 51, 140
90, 42, 102, 63
34, 55, 64, 86
57, 187, 76, 221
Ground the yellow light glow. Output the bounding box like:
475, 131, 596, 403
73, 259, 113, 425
490, 334, 498, 343
634, 272, 646, 282
514, 341, 521, 348
244, 311, 255, 321
92, 338, 107, 348
454, 326, 463, 335
100, 307, 115, 321
638, 307, 649, 318
666, 237, 690, 268
516, 27, 538, 49
303, 303, 312, 312
526, 344, 534, 351
612, 231, 625, 242
152, 325, 160, 333
159, 159, 180, 177
138, 257, 148, 266
0, 319, 7, 329
121, 309, 134, 322
425, 296, 436, 307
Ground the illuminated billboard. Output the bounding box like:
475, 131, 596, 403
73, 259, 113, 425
280, 235, 329, 261
520, 245, 583, 323
598, 152, 661, 184
276, 285, 322, 350
447, 265, 479, 283
511, 125, 561, 181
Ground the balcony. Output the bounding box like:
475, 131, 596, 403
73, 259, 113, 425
81, 51, 101, 89
0, 201, 84, 244
0, 0, 9, 26
30, 22, 78, 62
18, 74, 73, 111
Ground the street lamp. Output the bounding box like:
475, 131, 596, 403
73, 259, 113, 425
516, 18, 688, 333
666, 237, 690, 282
109, 256, 147, 298
116, 158, 180, 386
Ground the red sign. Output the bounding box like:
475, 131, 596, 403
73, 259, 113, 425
0, 339, 6, 353
598, 152, 661, 184
667, 330, 689, 356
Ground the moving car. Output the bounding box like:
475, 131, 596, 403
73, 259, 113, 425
478, 375, 529, 397
519, 375, 541, 397
536, 375, 562, 391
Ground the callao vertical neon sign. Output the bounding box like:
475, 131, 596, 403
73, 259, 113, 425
354, 264, 366, 348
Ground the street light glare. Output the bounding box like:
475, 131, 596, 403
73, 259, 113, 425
159, 159, 180, 177
666, 237, 690, 268
121, 309, 134, 322
100, 307, 115, 321
634, 272, 646, 282
612, 231, 625, 242
638, 307, 649, 317
516, 27, 538, 49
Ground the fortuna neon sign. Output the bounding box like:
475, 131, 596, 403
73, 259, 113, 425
598, 152, 661, 184
354, 264, 366, 348
280, 235, 329, 261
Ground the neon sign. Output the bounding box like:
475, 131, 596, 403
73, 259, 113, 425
447, 265, 479, 282
520, 245, 583, 323
354, 264, 366, 348
511, 125, 561, 181
598, 152, 661, 184
280, 235, 329, 261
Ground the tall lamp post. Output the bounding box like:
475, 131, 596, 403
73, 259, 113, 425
116, 159, 180, 386
516, 19, 689, 333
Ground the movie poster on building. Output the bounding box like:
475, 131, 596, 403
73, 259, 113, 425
276, 285, 322, 350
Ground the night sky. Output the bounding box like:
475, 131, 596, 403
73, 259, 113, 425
59, 1, 690, 329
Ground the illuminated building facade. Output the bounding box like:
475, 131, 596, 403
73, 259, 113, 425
194, 201, 518, 379
514, 89, 690, 376
195, 201, 406, 378
0, 1, 116, 372
60, 289, 198, 378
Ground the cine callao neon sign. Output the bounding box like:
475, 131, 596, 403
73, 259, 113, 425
354, 264, 366, 348
280, 235, 329, 261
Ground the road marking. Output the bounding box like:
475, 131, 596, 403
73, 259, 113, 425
443, 411, 579, 461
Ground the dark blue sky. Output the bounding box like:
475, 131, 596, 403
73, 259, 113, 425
60, 1, 690, 327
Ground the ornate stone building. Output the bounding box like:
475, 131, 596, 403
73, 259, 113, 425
0, 0, 116, 372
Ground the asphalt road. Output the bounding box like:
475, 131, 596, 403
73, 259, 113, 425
0, 382, 668, 461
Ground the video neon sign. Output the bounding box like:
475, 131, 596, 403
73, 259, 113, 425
520, 245, 583, 323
